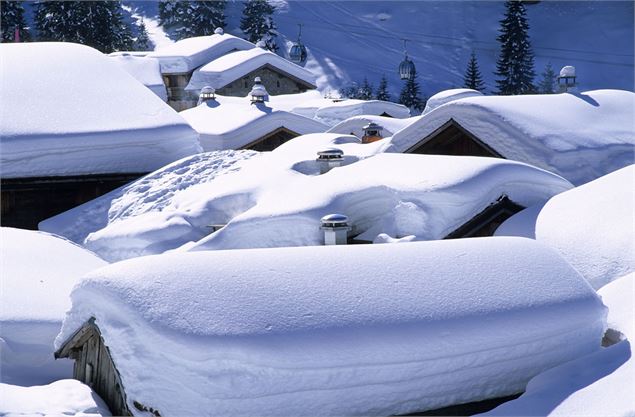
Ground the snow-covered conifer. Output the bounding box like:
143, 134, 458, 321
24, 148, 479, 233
1, 1, 30, 42
538, 62, 557, 94
375, 75, 391, 101
135, 19, 152, 51
240, 0, 278, 53
174, 1, 226, 40
358, 77, 374, 100
399, 66, 425, 112
463, 51, 485, 92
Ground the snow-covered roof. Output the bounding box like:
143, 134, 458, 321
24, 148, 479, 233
147, 33, 254, 74
389, 89, 635, 185
186, 47, 317, 91
107, 53, 167, 101
0, 42, 201, 178
179, 96, 328, 151
328, 115, 419, 139
0, 227, 106, 385
422, 88, 483, 114
56, 237, 606, 416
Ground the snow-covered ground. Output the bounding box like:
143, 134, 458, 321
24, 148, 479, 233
55, 237, 606, 416
497, 165, 634, 289
0, 228, 107, 386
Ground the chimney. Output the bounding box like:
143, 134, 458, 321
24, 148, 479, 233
361, 122, 384, 144
197, 86, 216, 105
557, 66, 577, 93
316, 148, 344, 174
214, 27, 224, 35
320, 214, 351, 245
249, 77, 268, 104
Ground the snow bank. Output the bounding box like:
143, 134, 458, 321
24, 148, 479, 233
423, 88, 483, 114
0, 42, 201, 178
180, 97, 328, 151
186, 47, 317, 92
147, 33, 254, 74
107, 52, 167, 101
535, 165, 634, 289
0, 228, 107, 386
327, 114, 419, 139
481, 272, 634, 417
40, 150, 257, 247
390, 90, 635, 185
0, 380, 111, 417
56, 238, 606, 416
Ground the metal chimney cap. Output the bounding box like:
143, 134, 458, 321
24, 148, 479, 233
321, 213, 349, 225
200, 86, 216, 94
317, 148, 344, 159
362, 122, 383, 131
559, 65, 576, 78
214, 27, 224, 35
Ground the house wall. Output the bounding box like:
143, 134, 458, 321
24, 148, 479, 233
241, 127, 299, 152
163, 73, 198, 111
217, 66, 312, 97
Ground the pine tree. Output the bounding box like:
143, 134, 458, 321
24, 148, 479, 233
338, 84, 358, 99
399, 67, 425, 112
159, 0, 182, 27
240, 0, 278, 52
375, 75, 391, 101
35, 1, 133, 53
1, 1, 31, 42
135, 19, 152, 51
538, 62, 557, 94
494, 1, 536, 95
358, 77, 373, 100
463, 51, 485, 92
174, 1, 226, 40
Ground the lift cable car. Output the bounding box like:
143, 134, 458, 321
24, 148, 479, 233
289, 23, 308, 66
398, 39, 416, 81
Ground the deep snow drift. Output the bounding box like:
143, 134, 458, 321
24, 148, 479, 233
497, 165, 634, 289
108, 52, 167, 101
389, 90, 635, 185
56, 238, 606, 416
328, 114, 418, 139
0, 228, 107, 386
0, 42, 201, 178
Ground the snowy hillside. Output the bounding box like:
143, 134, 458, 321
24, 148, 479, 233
119, 1, 634, 97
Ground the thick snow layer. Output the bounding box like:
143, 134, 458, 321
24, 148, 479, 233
40, 150, 257, 248
328, 115, 418, 139
389, 89, 635, 185
494, 202, 545, 239
481, 273, 634, 417
107, 53, 167, 101
186, 47, 317, 91
0, 228, 107, 386
535, 165, 634, 289
423, 88, 483, 114
0, 380, 111, 417
147, 33, 254, 73
56, 238, 606, 417
179, 96, 328, 151
0, 42, 201, 178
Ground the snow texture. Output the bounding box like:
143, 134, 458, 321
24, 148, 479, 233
423, 88, 483, 114
56, 237, 607, 417
40, 150, 257, 248
0, 228, 107, 386
147, 32, 254, 73
186, 47, 317, 92
389, 89, 635, 186
107, 52, 167, 101
0, 42, 201, 178
179, 96, 328, 151
328, 115, 418, 139
481, 272, 634, 417
0, 380, 111, 417
534, 165, 634, 290
494, 202, 544, 239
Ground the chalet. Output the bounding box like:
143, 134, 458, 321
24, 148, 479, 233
389, 88, 635, 185
54, 238, 606, 416
0, 42, 201, 229
179, 82, 328, 152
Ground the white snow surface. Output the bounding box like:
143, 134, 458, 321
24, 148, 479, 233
534, 165, 634, 290
107, 53, 167, 101
328, 115, 418, 139
56, 237, 607, 416
147, 32, 254, 73
494, 202, 545, 239
186, 47, 317, 92
389, 89, 635, 185
0, 380, 111, 417
0, 228, 107, 386
179, 97, 328, 151
40, 150, 258, 248
422, 88, 484, 114
481, 272, 634, 417
0, 42, 201, 178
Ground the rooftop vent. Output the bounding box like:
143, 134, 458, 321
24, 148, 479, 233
316, 148, 344, 174
214, 27, 224, 35
256, 40, 267, 49
249, 77, 269, 104
197, 86, 216, 105
557, 66, 577, 93
362, 122, 384, 144
320, 214, 351, 245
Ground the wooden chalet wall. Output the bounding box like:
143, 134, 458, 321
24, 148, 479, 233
216, 65, 314, 97
1, 173, 143, 229
56, 320, 133, 416
405, 119, 503, 158
445, 196, 524, 239
163, 73, 196, 111
240, 127, 299, 152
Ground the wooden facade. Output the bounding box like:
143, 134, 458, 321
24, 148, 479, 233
444, 195, 524, 239
239, 127, 299, 152
55, 319, 134, 416
1, 173, 144, 229
405, 119, 503, 158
